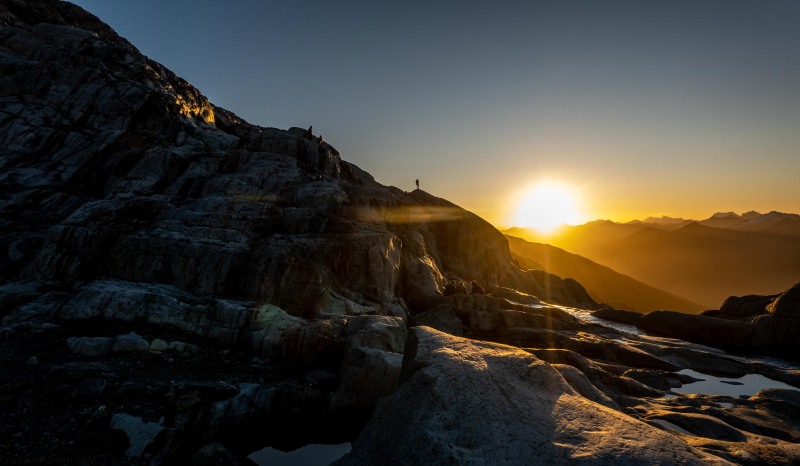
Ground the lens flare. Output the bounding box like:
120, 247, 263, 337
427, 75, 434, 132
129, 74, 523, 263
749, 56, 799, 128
513, 182, 584, 234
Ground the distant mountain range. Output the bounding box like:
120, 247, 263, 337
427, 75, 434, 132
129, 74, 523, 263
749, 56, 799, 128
506, 236, 707, 313
504, 211, 800, 308
624, 211, 800, 234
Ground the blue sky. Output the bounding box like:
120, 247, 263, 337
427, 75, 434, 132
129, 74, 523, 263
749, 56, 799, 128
70, 0, 800, 225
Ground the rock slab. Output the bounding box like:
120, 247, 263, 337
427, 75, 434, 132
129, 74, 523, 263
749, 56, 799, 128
337, 327, 729, 465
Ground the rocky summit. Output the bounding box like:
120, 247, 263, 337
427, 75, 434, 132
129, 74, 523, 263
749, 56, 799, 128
1, 1, 799, 465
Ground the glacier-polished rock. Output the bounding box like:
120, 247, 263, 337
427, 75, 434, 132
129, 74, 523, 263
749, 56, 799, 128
337, 327, 729, 466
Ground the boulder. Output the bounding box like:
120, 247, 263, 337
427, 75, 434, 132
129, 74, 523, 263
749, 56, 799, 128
768, 283, 800, 319
336, 327, 726, 465
330, 315, 407, 411
592, 307, 643, 325
341, 315, 406, 354
111, 332, 150, 353
711, 293, 776, 319
67, 336, 113, 357
330, 347, 403, 410
637, 310, 754, 348
110, 413, 164, 458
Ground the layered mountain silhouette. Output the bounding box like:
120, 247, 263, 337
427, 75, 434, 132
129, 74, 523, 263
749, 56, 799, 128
506, 211, 800, 307
506, 235, 706, 313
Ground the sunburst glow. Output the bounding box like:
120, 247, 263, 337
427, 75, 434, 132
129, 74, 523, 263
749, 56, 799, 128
512, 182, 584, 234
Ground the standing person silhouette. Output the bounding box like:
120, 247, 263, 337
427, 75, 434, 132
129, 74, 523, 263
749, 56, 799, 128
415, 179, 419, 190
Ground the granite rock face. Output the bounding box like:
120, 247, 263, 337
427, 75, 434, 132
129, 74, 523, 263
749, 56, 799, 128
337, 327, 728, 466
0, 0, 594, 335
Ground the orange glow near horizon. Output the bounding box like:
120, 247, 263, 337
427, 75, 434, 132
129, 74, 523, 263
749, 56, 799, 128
510, 181, 586, 234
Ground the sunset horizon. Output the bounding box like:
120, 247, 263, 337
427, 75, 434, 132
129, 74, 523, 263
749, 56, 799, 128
494, 207, 800, 232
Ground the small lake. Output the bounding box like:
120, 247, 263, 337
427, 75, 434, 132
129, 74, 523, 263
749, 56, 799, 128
673, 368, 800, 398
248, 443, 351, 466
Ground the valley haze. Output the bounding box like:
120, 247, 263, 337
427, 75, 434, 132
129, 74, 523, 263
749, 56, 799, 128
506, 210, 800, 309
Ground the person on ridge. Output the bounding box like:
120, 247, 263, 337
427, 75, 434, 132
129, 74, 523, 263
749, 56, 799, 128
415, 179, 419, 190
306, 126, 313, 139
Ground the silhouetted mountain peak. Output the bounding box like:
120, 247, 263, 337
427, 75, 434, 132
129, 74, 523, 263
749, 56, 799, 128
586, 219, 619, 226
709, 212, 741, 219
676, 222, 725, 236
699, 212, 746, 229
732, 211, 800, 232
641, 215, 688, 225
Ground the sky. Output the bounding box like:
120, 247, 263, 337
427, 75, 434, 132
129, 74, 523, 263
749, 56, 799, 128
70, 0, 800, 226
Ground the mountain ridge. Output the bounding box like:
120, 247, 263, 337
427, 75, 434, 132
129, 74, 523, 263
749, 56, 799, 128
506, 235, 708, 312
504, 211, 800, 307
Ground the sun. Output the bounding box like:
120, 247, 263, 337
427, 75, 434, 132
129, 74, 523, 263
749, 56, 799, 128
512, 182, 584, 234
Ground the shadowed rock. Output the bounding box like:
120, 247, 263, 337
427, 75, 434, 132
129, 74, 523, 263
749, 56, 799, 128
592, 307, 643, 325
637, 311, 754, 348
646, 412, 748, 442
702, 293, 776, 320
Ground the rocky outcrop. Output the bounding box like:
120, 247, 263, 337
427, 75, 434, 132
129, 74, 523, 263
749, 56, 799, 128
592, 284, 800, 356
592, 307, 643, 325
754, 283, 800, 348
330, 316, 406, 410
637, 311, 755, 348
0, 0, 594, 336
336, 327, 728, 465
702, 293, 776, 320
768, 283, 800, 318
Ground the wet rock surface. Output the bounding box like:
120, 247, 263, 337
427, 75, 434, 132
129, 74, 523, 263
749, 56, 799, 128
1, 1, 799, 465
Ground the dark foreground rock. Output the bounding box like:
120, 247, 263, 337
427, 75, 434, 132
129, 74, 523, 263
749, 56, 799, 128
592, 283, 800, 357
637, 311, 755, 348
